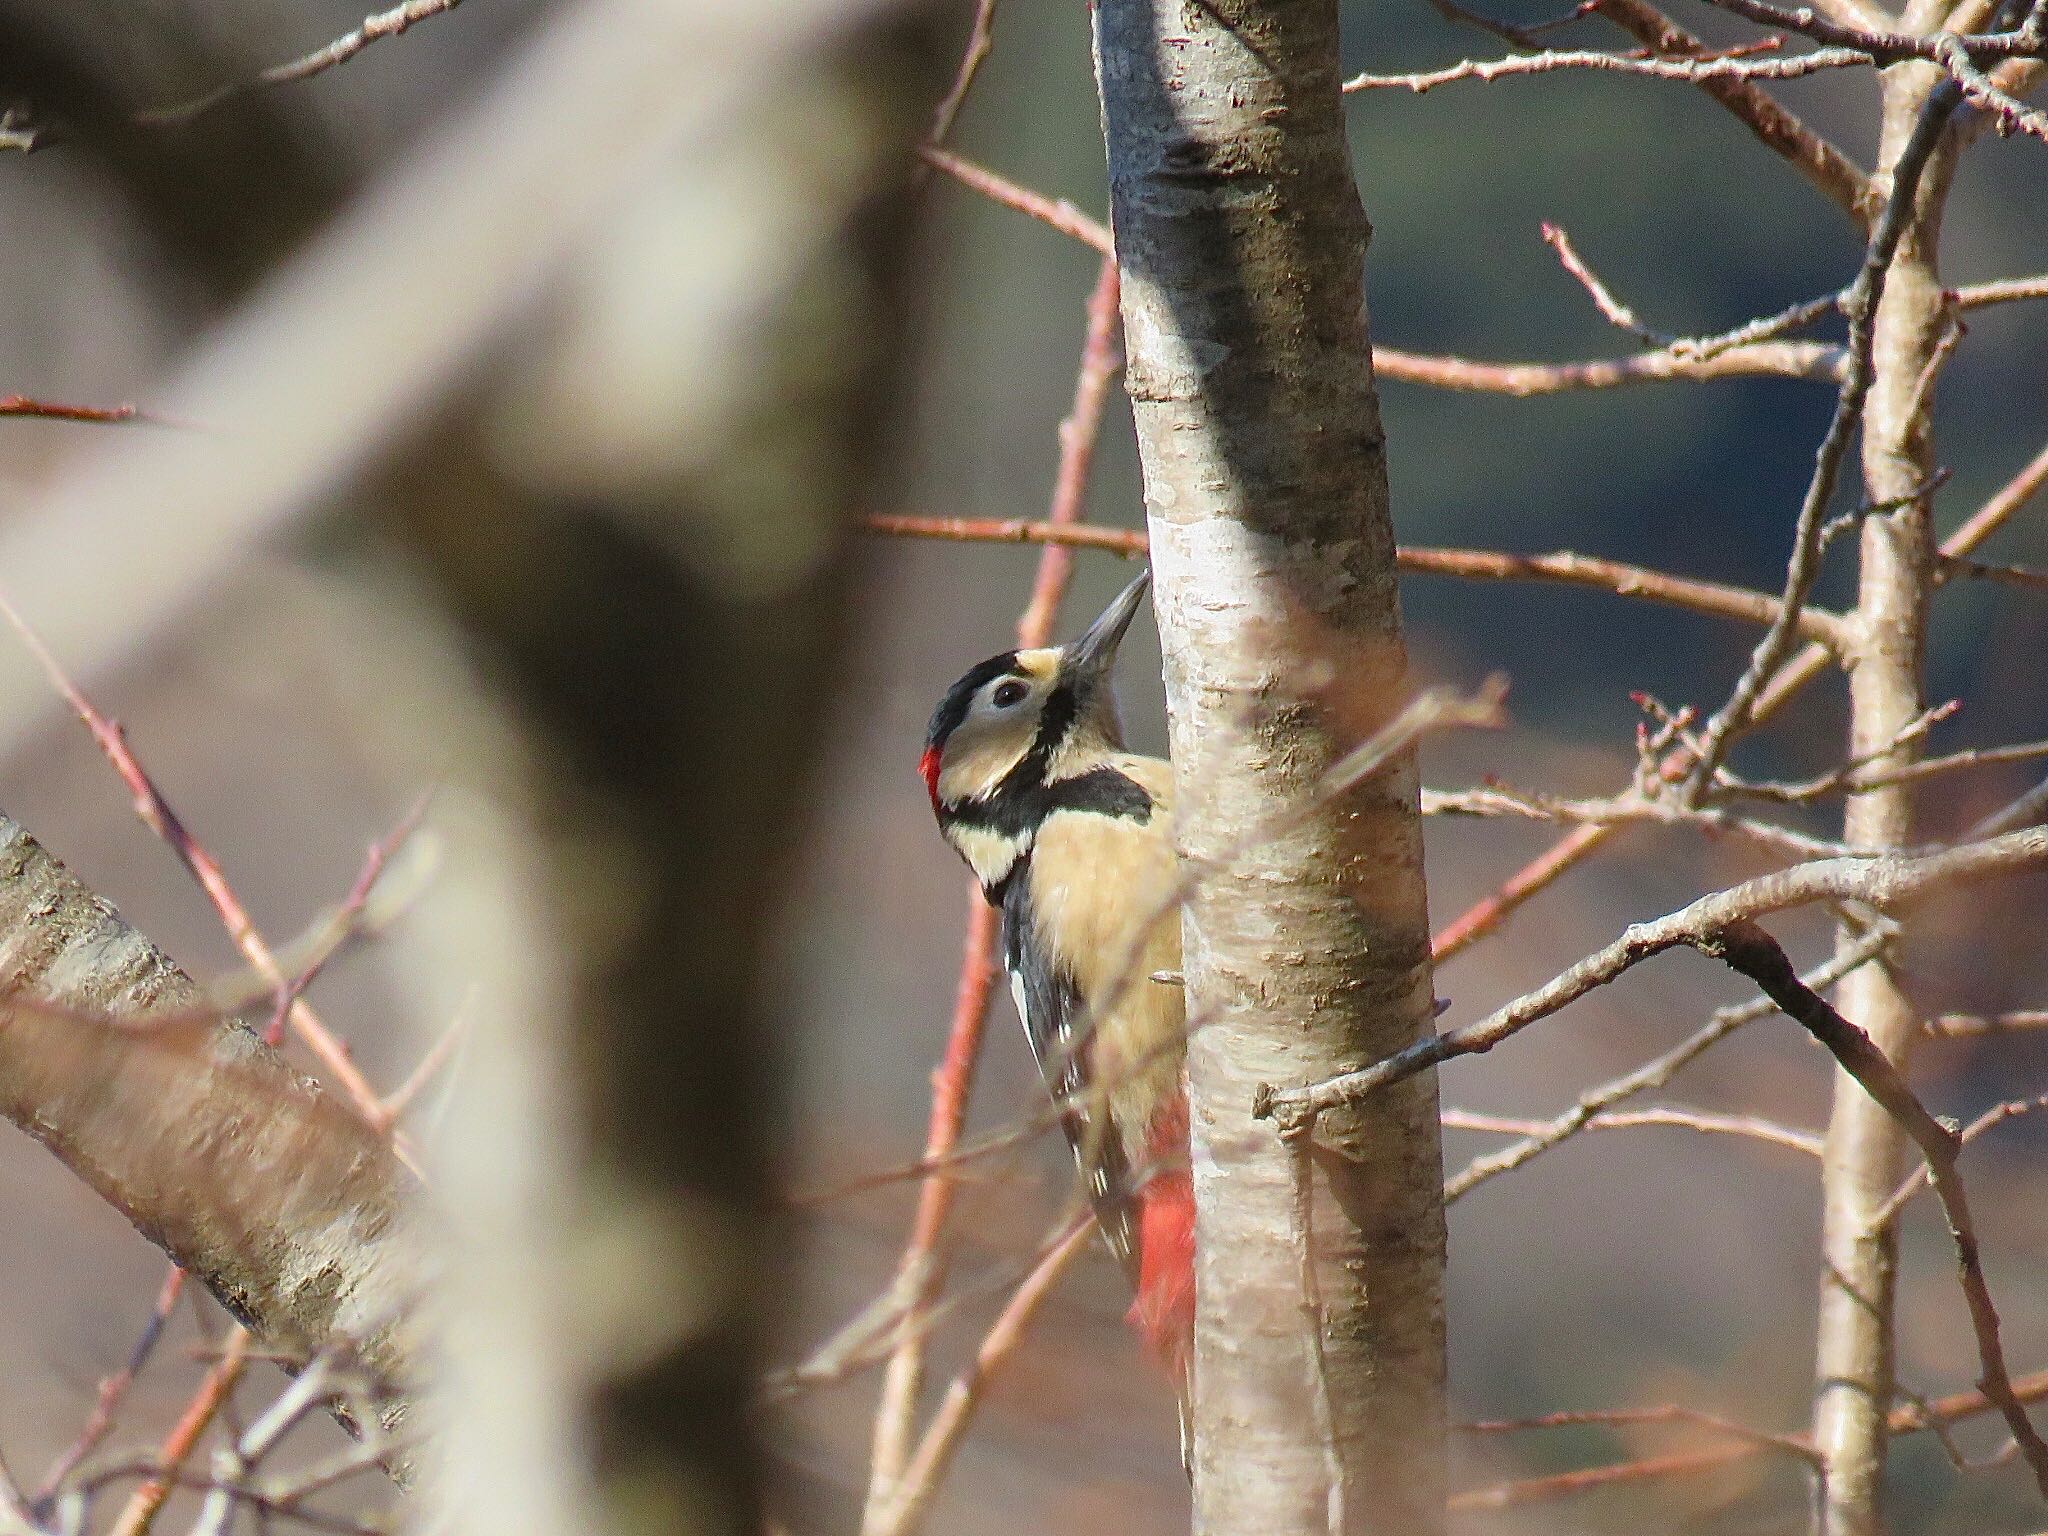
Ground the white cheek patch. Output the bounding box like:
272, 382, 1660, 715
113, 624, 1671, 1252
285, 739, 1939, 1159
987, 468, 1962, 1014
951, 825, 1024, 889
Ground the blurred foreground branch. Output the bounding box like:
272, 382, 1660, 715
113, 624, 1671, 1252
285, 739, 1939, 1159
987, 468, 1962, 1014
0, 811, 424, 1461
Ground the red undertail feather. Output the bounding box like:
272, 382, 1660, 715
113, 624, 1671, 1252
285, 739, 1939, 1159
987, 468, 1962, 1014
1128, 1093, 1194, 1391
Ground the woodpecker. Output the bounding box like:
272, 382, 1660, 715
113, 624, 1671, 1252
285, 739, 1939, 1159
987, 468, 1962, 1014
920, 571, 1193, 1453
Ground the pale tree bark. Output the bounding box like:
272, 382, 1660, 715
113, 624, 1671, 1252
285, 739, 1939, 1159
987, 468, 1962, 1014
0, 811, 425, 1419
1812, 48, 1960, 1536
1093, 3, 1446, 1531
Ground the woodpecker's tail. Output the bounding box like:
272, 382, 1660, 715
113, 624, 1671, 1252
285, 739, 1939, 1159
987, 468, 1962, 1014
1128, 1097, 1195, 1477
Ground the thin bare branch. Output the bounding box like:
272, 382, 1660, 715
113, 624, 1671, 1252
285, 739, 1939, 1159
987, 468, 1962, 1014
262, 793, 432, 1046
922, 0, 999, 154
864, 1217, 1093, 1536
1372, 338, 1842, 391
0, 595, 405, 1148
1450, 1365, 2048, 1508
1925, 1008, 2048, 1038
1590, 0, 1877, 220
1454, 1400, 1819, 1460
1344, 42, 1869, 94
1683, 81, 1965, 797
867, 518, 1854, 641
1689, 0, 2045, 61
1423, 782, 1862, 860
1541, 222, 1672, 344
1703, 921, 2048, 1494
1429, 431, 2048, 962
140, 0, 466, 126
918, 147, 1115, 254
1869, 1091, 2048, 1227
1258, 825, 2048, 1129
1445, 930, 1889, 1200
1942, 555, 2048, 592
34, 1267, 187, 1507
106, 1331, 250, 1536
1953, 272, 2048, 308
1443, 1103, 1824, 1154
914, 152, 1844, 394
0, 396, 158, 426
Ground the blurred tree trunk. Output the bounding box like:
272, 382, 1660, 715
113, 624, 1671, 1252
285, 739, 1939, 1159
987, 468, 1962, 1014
1093, 3, 1448, 1531
383, 15, 945, 1536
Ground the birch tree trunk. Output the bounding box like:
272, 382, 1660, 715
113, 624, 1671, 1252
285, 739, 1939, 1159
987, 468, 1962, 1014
1092, 4, 1447, 1530
1811, 50, 1959, 1536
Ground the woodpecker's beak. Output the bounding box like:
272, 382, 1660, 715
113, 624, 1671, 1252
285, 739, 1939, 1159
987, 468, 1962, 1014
1064, 570, 1151, 684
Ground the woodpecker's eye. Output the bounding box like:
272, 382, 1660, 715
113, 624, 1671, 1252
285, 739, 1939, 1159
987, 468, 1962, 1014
991, 680, 1028, 709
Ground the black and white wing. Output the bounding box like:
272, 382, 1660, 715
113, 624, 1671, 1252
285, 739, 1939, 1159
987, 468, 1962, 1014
999, 859, 1139, 1284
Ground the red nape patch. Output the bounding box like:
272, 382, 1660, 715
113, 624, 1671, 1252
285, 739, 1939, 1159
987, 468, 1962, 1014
1128, 1103, 1195, 1389
918, 745, 943, 813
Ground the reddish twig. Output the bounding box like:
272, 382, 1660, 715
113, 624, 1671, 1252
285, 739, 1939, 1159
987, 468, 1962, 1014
105, 1329, 251, 1536
922, 0, 1000, 155
865, 1216, 1094, 1536
867, 514, 1144, 555
1454, 1400, 1818, 1461
0, 395, 158, 425
34, 1267, 188, 1506
866, 518, 1852, 643
917, 151, 1842, 393
1588, 0, 1876, 221
863, 894, 1003, 1498
1450, 1352, 2048, 1508
0, 595, 417, 1173
919, 147, 1115, 255
863, 252, 1125, 1521
261, 793, 433, 1046
1017, 256, 1123, 641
